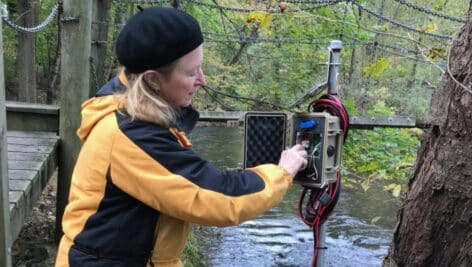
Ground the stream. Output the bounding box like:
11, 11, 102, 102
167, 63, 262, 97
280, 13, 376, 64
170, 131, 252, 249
190, 126, 401, 267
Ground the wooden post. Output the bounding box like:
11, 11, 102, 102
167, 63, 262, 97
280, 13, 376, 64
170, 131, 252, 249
90, 0, 110, 97
0, 5, 13, 266
16, 0, 39, 103
56, 0, 92, 239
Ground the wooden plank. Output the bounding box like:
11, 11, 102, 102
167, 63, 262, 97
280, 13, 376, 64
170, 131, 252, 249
7, 152, 47, 162
10, 174, 42, 213
8, 190, 24, 240
9, 180, 30, 193
5, 101, 59, 115
7, 137, 58, 146
199, 111, 245, 121
6, 131, 58, 244
8, 191, 22, 207
7, 144, 54, 154
349, 115, 416, 129
8, 190, 25, 245
0, 11, 12, 266
7, 131, 57, 138
6, 111, 59, 132
8, 161, 43, 171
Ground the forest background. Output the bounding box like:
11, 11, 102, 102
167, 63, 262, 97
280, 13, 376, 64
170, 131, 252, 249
2, 0, 470, 197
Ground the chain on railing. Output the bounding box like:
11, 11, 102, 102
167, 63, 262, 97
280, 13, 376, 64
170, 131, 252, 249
205, 36, 371, 47
343, 34, 446, 67
89, 57, 100, 92
281, 0, 345, 3
1, 2, 60, 33
203, 31, 342, 45
127, 0, 170, 3
92, 21, 126, 29
351, 1, 452, 40
392, 0, 467, 23
185, 0, 344, 13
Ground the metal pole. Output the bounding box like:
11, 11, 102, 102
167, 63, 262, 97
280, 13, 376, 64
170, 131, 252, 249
327, 40, 343, 95
0, 4, 12, 266
317, 40, 343, 267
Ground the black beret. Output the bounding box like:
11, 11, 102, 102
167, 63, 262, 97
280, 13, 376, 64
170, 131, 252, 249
116, 7, 203, 74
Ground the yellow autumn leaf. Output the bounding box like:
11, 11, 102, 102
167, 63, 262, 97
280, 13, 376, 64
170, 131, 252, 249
363, 58, 391, 78
426, 47, 447, 60
422, 22, 438, 33
402, 128, 424, 138
246, 12, 267, 25
381, 24, 390, 32
246, 12, 273, 34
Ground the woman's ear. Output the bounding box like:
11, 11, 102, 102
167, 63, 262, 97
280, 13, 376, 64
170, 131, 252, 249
143, 71, 160, 91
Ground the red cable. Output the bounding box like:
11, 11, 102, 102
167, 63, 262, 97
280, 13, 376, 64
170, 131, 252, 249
298, 94, 349, 267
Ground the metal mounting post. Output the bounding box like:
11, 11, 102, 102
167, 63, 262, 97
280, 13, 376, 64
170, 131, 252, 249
327, 40, 343, 95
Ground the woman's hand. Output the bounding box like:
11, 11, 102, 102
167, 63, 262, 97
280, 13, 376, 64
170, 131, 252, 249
278, 144, 308, 177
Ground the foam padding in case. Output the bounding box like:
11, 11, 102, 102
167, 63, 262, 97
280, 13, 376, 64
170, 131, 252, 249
244, 113, 286, 168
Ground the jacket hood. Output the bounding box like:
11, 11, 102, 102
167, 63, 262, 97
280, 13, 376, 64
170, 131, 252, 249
77, 74, 200, 141
76, 95, 120, 141
76, 77, 124, 141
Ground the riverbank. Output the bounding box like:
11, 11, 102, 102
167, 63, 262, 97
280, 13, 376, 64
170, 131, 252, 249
12, 174, 57, 267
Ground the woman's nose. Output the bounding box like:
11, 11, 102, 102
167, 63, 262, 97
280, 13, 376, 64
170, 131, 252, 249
197, 68, 206, 86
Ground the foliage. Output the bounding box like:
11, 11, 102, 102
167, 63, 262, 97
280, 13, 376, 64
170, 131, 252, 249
182, 232, 205, 267
343, 128, 421, 196
2, 0, 58, 100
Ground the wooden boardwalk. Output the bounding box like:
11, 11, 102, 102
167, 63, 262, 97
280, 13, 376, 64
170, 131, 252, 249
6, 131, 59, 242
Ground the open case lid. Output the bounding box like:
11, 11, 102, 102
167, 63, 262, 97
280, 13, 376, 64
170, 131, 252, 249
243, 112, 287, 168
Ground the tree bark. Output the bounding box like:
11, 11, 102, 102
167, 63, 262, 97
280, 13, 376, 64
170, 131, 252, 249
384, 8, 472, 267
16, 0, 39, 102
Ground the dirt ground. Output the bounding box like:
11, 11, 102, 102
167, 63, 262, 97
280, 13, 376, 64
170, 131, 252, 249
12, 175, 58, 267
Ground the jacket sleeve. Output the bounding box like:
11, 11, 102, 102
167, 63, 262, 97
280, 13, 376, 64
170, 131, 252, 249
109, 123, 292, 227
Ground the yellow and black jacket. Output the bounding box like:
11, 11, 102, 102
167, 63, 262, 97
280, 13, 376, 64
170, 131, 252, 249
55, 74, 293, 267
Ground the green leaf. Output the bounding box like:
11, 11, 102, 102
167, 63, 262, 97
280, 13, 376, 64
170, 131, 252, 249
371, 216, 382, 224
360, 179, 371, 192
384, 183, 397, 191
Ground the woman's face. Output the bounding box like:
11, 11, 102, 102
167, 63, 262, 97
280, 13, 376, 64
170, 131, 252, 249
157, 45, 206, 107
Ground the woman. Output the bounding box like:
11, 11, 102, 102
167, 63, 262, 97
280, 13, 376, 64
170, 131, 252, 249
56, 6, 307, 267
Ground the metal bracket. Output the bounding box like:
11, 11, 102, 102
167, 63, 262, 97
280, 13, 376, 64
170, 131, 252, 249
61, 16, 79, 23
288, 40, 343, 109
91, 40, 108, 46
327, 40, 343, 95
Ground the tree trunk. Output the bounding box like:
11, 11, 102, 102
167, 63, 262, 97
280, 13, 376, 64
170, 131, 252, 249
16, 0, 39, 102
384, 8, 472, 267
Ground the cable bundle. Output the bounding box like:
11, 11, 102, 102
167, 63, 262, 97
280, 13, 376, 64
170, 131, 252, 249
309, 94, 349, 140
299, 93, 349, 267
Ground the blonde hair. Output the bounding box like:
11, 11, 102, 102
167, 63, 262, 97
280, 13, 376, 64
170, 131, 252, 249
116, 67, 177, 127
